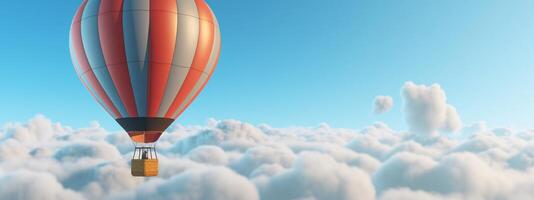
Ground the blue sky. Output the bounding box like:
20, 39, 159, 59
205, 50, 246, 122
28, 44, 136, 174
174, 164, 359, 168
1, 0, 534, 131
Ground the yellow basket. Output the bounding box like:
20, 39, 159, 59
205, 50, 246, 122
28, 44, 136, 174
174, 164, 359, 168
131, 159, 159, 177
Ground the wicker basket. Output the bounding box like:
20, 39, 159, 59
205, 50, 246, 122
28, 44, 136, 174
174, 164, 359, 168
131, 159, 159, 177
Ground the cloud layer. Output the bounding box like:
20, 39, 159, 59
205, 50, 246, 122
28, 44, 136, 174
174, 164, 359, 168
1, 82, 533, 200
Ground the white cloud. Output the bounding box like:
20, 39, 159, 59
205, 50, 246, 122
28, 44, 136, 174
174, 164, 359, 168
373, 151, 534, 200
231, 144, 295, 176
133, 167, 259, 200
171, 120, 266, 154
401, 82, 463, 135
508, 144, 534, 170
186, 145, 229, 166
0, 170, 83, 200
256, 152, 375, 200
346, 135, 392, 160
0, 139, 30, 160
374, 96, 394, 114
379, 188, 459, 200
54, 141, 122, 162
373, 152, 437, 193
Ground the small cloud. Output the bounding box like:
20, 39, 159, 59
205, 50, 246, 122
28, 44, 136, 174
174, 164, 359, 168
374, 96, 394, 114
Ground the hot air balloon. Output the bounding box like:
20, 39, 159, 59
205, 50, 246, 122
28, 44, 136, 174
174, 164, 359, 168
69, 0, 221, 177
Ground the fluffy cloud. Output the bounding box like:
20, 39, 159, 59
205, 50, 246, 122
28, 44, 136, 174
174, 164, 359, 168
231, 144, 295, 176
2, 83, 534, 200
171, 119, 266, 154
186, 145, 229, 166
402, 82, 463, 135
132, 167, 259, 200
374, 96, 394, 114
379, 189, 458, 200
256, 152, 375, 200
54, 141, 122, 162
0, 170, 83, 200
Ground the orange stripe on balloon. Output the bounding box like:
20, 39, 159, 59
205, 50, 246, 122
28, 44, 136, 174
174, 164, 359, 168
98, 0, 139, 117
147, 0, 178, 117
128, 132, 163, 143
164, 0, 214, 118
72, 0, 121, 118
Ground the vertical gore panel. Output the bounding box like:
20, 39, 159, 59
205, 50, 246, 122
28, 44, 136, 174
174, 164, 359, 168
147, 0, 178, 117
71, 0, 121, 118
99, 0, 139, 117
81, 76, 116, 116
81, 0, 129, 117
172, 16, 220, 118
164, 0, 214, 118
71, 38, 115, 117
203, 13, 221, 76
157, 0, 200, 117
123, 0, 150, 117
70, 41, 83, 75
176, 0, 200, 17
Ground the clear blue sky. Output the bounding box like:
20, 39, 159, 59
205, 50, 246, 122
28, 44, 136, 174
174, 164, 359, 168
1, 0, 534, 131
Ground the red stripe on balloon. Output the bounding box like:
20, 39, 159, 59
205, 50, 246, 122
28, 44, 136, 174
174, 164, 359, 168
164, 0, 215, 118
98, 0, 139, 117
174, 50, 220, 118
174, 30, 221, 118
147, 0, 178, 117
72, 0, 121, 118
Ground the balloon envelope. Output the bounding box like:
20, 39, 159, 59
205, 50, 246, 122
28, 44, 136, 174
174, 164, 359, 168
70, 0, 221, 143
